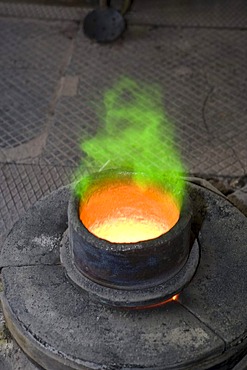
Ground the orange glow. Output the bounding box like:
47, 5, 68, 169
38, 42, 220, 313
79, 181, 180, 243
128, 294, 179, 310
143, 294, 179, 309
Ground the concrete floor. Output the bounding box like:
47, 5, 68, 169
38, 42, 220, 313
0, 0, 247, 368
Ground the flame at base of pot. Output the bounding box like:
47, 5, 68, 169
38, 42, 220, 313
79, 181, 180, 243
130, 294, 179, 310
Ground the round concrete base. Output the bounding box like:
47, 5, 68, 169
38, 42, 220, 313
1, 183, 247, 370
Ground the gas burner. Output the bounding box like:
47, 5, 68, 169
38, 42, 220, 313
1, 181, 247, 370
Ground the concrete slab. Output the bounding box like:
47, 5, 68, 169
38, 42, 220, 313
228, 183, 247, 217
0, 186, 69, 267
0, 165, 72, 248
1, 183, 247, 369
181, 185, 247, 345
1, 264, 225, 370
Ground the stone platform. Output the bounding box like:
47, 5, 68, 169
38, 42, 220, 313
1, 182, 247, 369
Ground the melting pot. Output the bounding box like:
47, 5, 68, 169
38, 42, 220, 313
66, 172, 200, 308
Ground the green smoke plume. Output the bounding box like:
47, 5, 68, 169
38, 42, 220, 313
74, 77, 186, 207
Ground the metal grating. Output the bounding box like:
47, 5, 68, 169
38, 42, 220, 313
0, 18, 78, 149
0, 163, 73, 245
41, 96, 99, 166
0, 18, 79, 70
0, 69, 57, 148
1, 0, 247, 28
127, 0, 247, 29
0, 3, 86, 20
41, 26, 247, 176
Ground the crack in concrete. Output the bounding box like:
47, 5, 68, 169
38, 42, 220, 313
179, 301, 227, 352
0, 263, 61, 271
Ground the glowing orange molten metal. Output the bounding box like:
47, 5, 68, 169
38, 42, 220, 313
79, 181, 180, 243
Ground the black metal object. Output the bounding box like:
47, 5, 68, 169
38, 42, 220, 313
83, 8, 125, 43
61, 232, 199, 308
69, 193, 192, 290
64, 172, 200, 307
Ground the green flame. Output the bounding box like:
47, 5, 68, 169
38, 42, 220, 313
74, 78, 186, 207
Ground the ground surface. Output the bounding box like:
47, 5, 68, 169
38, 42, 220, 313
0, 0, 247, 369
